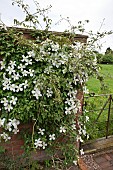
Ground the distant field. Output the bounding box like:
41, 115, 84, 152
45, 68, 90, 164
87, 64, 113, 94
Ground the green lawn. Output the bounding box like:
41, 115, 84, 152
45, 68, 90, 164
84, 64, 113, 140
87, 64, 113, 94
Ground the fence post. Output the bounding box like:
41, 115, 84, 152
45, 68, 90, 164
106, 95, 112, 139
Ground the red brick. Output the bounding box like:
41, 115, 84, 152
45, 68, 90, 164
31, 150, 50, 161
7, 149, 24, 155
78, 158, 88, 170
110, 160, 113, 165
13, 149, 24, 155
68, 165, 80, 170
104, 154, 112, 161
94, 156, 106, 164
11, 134, 20, 140
11, 140, 24, 145
99, 161, 111, 168
102, 166, 113, 170
108, 153, 113, 159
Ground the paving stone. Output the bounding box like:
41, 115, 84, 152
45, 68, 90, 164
99, 161, 111, 168
68, 165, 80, 170
80, 155, 101, 170
104, 154, 112, 161
81, 138, 113, 170
102, 166, 113, 170
107, 153, 113, 159
94, 156, 106, 164
109, 160, 113, 165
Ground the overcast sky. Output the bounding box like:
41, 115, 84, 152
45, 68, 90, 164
0, 0, 113, 53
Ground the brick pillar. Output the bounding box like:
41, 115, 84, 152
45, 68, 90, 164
76, 90, 84, 151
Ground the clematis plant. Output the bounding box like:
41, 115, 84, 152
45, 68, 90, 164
0, 30, 99, 166
0, 0, 112, 168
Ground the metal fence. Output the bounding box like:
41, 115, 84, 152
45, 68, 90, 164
83, 93, 113, 140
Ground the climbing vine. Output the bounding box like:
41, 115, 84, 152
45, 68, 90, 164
0, 0, 112, 168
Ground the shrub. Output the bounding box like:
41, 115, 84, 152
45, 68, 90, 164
101, 53, 113, 64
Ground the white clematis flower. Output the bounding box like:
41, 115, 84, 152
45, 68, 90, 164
32, 87, 42, 100
59, 126, 66, 133
34, 138, 42, 148
0, 118, 5, 127
49, 134, 55, 140
10, 96, 17, 105
38, 128, 45, 135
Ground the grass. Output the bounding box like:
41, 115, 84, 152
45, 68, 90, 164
84, 64, 113, 140
87, 64, 113, 94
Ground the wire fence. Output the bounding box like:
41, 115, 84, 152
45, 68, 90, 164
83, 93, 113, 140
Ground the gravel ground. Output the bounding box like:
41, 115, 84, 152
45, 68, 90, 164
81, 154, 101, 170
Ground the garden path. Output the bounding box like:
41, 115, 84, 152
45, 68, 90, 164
79, 148, 113, 170
78, 136, 113, 170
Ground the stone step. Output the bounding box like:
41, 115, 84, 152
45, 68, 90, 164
82, 135, 113, 154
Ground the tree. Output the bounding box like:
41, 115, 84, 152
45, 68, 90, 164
105, 47, 113, 54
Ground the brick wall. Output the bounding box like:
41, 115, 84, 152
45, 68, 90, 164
0, 91, 83, 162
6, 27, 88, 43
0, 28, 85, 162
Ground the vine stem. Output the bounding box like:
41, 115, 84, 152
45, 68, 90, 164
31, 119, 37, 149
